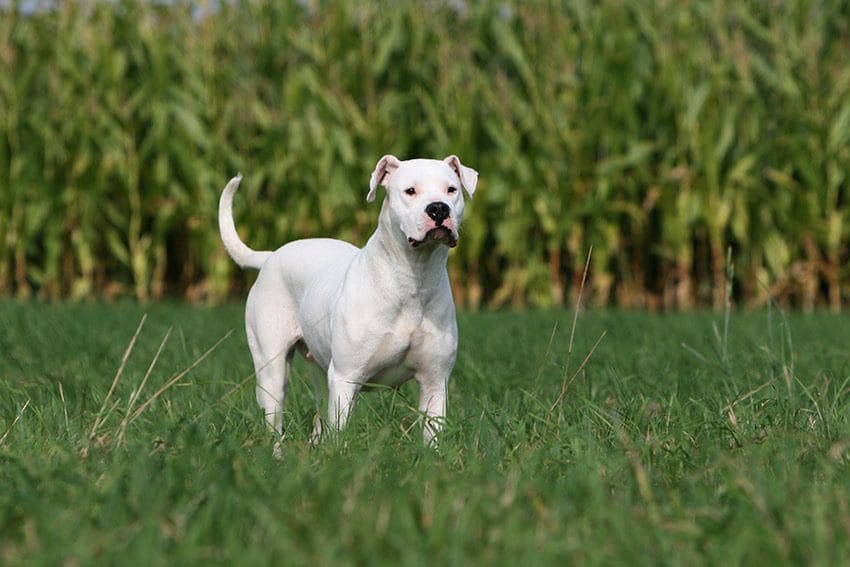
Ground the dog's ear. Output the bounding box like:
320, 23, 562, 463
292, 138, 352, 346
368, 155, 401, 202
444, 155, 478, 198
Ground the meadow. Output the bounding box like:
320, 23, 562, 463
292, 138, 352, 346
2, 1, 850, 564
2, 301, 849, 564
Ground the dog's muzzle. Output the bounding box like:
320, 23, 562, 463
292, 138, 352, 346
408, 201, 457, 248
408, 226, 457, 248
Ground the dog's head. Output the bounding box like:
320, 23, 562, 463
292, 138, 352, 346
367, 155, 478, 249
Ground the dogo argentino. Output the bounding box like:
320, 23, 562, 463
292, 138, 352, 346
218, 155, 478, 446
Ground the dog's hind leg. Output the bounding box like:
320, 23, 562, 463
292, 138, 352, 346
306, 366, 326, 445
247, 327, 292, 437
245, 298, 301, 443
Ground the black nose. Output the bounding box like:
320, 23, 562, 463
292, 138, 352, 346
425, 202, 450, 224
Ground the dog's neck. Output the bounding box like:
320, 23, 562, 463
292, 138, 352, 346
360, 200, 450, 297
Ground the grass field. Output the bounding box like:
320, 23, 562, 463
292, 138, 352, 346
1, 301, 850, 564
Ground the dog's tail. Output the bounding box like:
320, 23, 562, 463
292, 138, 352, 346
218, 175, 272, 270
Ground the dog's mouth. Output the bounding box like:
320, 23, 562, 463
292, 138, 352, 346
408, 226, 457, 248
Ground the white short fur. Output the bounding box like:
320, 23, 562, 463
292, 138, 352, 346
218, 155, 478, 446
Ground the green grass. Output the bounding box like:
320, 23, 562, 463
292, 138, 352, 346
2, 302, 850, 564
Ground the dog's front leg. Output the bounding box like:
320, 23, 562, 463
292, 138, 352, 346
417, 376, 448, 446
327, 362, 362, 434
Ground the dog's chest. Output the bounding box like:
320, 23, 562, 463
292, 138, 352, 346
365, 312, 430, 387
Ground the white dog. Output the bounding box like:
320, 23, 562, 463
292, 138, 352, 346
218, 155, 478, 445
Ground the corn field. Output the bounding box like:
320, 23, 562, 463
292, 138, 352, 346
1, 0, 849, 310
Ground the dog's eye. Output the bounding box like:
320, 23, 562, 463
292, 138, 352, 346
405, 187, 416, 195
448, 186, 458, 194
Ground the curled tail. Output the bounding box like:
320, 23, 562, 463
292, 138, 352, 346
218, 175, 272, 270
